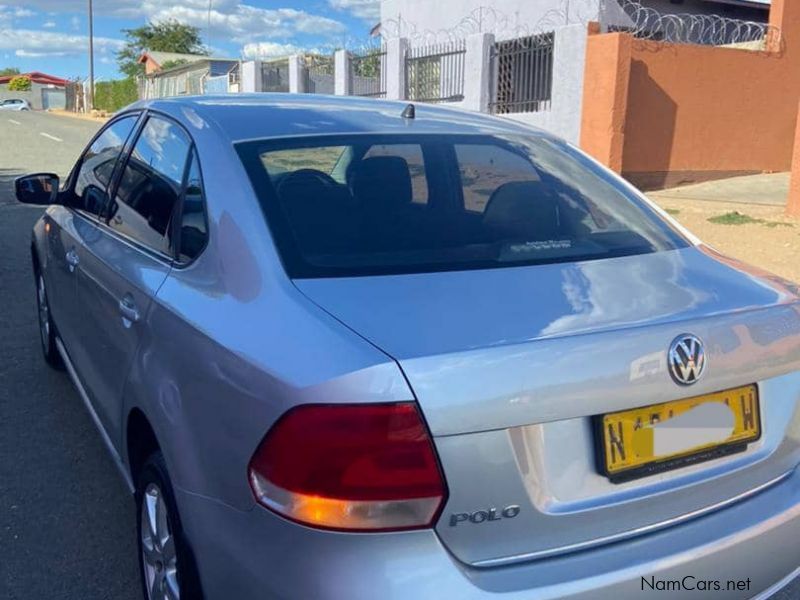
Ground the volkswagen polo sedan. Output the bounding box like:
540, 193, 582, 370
16, 95, 800, 600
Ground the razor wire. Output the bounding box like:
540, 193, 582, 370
600, 0, 780, 48
381, 2, 597, 47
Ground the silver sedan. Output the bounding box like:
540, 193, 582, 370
0, 98, 31, 111
15, 95, 800, 600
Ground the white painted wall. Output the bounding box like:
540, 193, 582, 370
501, 23, 587, 144
241, 60, 261, 93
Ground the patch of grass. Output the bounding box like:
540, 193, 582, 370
708, 211, 764, 226
664, 208, 681, 216
708, 210, 794, 229
707, 211, 795, 229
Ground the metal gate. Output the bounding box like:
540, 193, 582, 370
41, 87, 66, 110
490, 32, 554, 114
405, 41, 466, 103
350, 47, 387, 98
261, 59, 290, 93
305, 55, 335, 94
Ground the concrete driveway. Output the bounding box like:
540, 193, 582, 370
650, 172, 790, 207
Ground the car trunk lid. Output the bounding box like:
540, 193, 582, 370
294, 246, 800, 565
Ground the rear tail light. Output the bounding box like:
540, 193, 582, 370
248, 402, 447, 531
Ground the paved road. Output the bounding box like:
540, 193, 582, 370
0, 112, 141, 600
0, 111, 798, 599
0, 111, 103, 206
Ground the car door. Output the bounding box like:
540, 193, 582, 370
43, 114, 140, 359
71, 113, 193, 445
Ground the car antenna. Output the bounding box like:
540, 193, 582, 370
401, 103, 415, 119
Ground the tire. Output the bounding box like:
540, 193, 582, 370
136, 452, 203, 600
35, 271, 63, 369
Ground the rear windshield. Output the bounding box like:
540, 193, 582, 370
237, 134, 687, 278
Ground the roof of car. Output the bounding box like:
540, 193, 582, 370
126, 94, 547, 142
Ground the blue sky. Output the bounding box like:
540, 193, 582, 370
0, 1, 379, 80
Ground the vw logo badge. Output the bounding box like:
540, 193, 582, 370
668, 334, 706, 385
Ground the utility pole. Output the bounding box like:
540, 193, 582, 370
87, 0, 95, 111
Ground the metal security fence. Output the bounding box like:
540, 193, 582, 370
600, 0, 779, 48
261, 59, 290, 93
350, 47, 387, 98
490, 32, 554, 115
405, 41, 466, 103
305, 55, 335, 94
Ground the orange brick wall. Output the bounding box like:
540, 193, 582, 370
581, 0, 800, 190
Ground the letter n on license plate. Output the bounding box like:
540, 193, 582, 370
597, 385, 761, 483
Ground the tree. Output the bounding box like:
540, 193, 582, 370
116, 20, 207, 79
8, 75, 31, 91
0, 67, 20, 76
159, 59, 189, 71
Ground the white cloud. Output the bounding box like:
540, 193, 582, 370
146, 4, 346, 42
0, 5, 36, 24
242, 41, 305, 59
3, 1, 348, 42
0, 28, 124, 58
42, 20, 56, 28
328, 0, 380, 22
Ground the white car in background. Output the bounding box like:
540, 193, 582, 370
0, 98, 31, 111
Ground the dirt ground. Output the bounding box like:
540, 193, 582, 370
648, 196, 800, 283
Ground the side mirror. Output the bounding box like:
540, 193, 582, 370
15, 173, 60, 205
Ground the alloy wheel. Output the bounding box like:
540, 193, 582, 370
140, 483, 180, 600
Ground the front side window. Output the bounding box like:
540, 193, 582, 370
72, 115, 138, 216
108, 116, 191, 255
237, 134, 687, 278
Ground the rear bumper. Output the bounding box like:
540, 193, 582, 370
177, 465, 800, 600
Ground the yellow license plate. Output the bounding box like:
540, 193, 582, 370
598, 385, 760, 482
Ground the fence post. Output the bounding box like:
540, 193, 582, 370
463, 32, 494, 113
241, 60, 262, 93
385, 37, 408, 100
335, 50, 350, 95
289, 55, 306, 94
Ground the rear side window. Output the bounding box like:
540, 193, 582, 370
178, 150, 208, 262
72, 115, 137, 217
108, 116, 191, 256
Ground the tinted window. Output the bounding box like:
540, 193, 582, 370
108, 116, 191, 255
72, 115, 137, 216
178, 150, 208, 262
238, 134, 687, 278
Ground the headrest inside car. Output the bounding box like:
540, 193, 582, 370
482, 180, 564, 240
350, 156, 413, 211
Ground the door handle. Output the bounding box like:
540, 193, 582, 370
65, 249, 79, 272
118, 294, 140, 324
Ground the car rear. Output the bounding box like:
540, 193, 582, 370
184, 105, 800, 598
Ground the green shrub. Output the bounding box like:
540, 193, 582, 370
8, 75, 31, 91
93, 78, 139, 112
